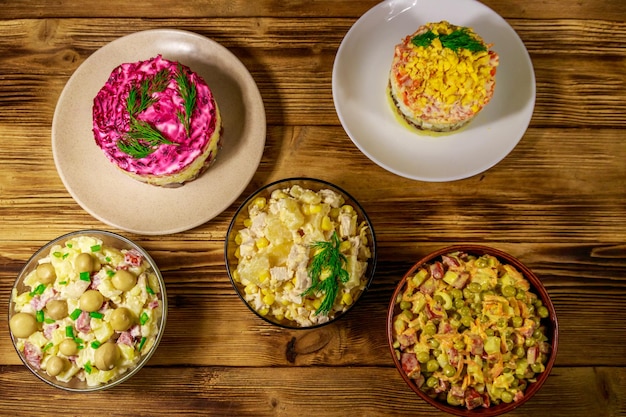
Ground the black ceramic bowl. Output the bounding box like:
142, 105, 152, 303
225, 177, 377, 329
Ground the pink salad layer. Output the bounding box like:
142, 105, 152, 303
93, 55, 219, 176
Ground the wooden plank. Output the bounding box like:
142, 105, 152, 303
0, 365, 623, 416
1, 0, 625, 20
0, 19, 625, 127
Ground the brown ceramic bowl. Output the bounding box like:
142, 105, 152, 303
387, 245, 558, 417
8, 230, 167, 391
225, 177, 377, 329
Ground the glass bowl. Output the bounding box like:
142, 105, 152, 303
387, 245, 558, 417
225, 177, 377, 329
8, 230, 167, 391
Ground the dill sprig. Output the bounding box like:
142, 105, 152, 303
119, 68, 177, 158
411, 27, 487, 53
118, 118, 178, 159
174, 63, 197, 137
301, 231, 350, 316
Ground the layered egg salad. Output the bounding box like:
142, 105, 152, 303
10, 235, 162, 387
392, 251, 551, 410
232, 185, 372, 327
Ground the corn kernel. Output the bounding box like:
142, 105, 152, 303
234, 247, 241, 259
281, 299, 289, 306
235, 233, 243, 245
274, 313, 284, 321
252, 197, 267, 209
341, 204, 354, 213
263, 294, 275, 305
312, 298, 322, 309
321, 216, 333, 231
339, 240, 352, 253
243, 219, 252, 228
341, 292, 353, 306
309, 204, 322, 214
244, 283, 258, 295
259, 270, 270, 283
258, 307, 269, 316
255, 237, 269, 249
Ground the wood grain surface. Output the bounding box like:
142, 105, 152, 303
1, 1, 625, 416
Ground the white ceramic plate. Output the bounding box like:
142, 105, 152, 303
52, 29, 266, 235
332, 0, 535, 181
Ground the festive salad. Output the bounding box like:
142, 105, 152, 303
9, 235, 163, 387
391, 251, 551, 410
231, 184, 372, 327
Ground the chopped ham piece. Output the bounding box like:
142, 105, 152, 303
465, 388, 484, 410
429, 261, 444, 279
76, 311, 91, 333
24, 342, 42, 370
124, 249, 144, 267
442, 255, 460, 268
117, 331, 134, 346
401, 352, 420, 378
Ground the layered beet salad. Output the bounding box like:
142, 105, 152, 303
92, 55, 223, 187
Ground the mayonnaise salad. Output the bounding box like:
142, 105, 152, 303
231, 184, 372, 327
9, 235, 163, 387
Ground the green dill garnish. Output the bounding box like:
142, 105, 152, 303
411, 31, 438, 47
411, 27, 487, 53
174, 63, 197, 137
301, 231, 350, 316
440, 28, 487, 52
118, 68, 179, 159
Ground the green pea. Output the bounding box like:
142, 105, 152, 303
461, 316, 473, 327
443, 364, 456, 378
450, 318, 461, 329
475, 258, 488, 268
453, 340, 466, 350
428, 338, 440, 349
525, 338, 535, 348
426, 359, 439, 373
511, 316, 523, 328
426, 376, 438, 388
514, 346, 525, 357
485, 328, 495, 337
423, 322, 437, 335
480, 315, 489, 324
468, 282, 481, 293
399, 300, 412, 310
516, 290, 526, 300
501, 390, 514, 403
533, 329, 544, 340
451, 288, 463, 300
454, 299, 465, 309
502, 285, 516, 298
462, 288, 473, 299
417, 351, 430, 364
459, 306, 471, 317
531, 362, 543, 373
537, 306, 549, 318
447, 394, 463, 406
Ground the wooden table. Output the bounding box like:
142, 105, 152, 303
1, 1, 625, 415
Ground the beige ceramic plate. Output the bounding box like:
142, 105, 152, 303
52, 29, 266, 235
